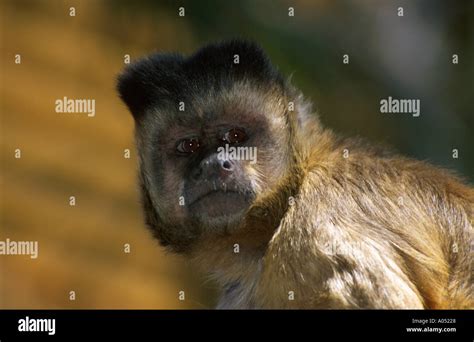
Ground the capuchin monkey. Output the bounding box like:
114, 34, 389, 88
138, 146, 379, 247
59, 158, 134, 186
117, 40, 473, 309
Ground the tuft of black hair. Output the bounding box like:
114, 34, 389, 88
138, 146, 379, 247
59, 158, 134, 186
117, 39, 283, 120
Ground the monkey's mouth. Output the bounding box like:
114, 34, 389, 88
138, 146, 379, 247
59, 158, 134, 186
188, 190, 251, 218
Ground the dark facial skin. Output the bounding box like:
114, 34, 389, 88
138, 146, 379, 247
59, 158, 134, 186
170, 122, 256, 230
185, 146, 254, 225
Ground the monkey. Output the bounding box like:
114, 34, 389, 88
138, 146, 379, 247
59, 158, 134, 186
117, 40, 473, 309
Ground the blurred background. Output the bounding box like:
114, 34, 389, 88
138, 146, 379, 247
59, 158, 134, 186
0, 0, 472, 309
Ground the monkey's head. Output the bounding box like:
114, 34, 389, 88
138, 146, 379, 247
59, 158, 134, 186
117, 40, 313, 253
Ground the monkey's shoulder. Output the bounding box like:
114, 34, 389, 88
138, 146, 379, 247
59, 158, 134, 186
298, 135, 473, 235
310, 134, 472, 205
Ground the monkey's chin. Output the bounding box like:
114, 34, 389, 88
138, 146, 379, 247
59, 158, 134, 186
188, 191, 250, 232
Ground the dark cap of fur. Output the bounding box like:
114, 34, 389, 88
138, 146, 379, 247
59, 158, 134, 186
117, 39, 284, 119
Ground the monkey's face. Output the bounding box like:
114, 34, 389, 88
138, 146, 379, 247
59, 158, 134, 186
137, 84, 291, 240
118, 40, 295, 250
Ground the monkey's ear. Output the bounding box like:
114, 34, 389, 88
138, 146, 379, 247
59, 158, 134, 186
116, 53, 184, 120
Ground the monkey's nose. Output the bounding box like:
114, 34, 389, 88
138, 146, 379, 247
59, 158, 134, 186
218, 159, 234, 178
221, 160, 233, 171
192, 156, 235, 181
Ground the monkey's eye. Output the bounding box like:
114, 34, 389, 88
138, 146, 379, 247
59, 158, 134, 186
176, 138, 201, 154
223, 128, 248, 145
